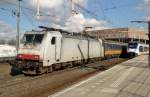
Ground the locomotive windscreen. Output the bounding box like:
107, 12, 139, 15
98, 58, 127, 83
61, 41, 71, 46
22, 34, 44, 44
128, 42, 138, 49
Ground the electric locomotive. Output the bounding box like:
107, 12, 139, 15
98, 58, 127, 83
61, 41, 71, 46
11, 26, 104, 75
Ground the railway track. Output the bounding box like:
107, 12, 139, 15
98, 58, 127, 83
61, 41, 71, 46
0, 58, 128, 97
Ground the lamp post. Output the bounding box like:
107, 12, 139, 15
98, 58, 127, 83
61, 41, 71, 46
16, 0, 22, 54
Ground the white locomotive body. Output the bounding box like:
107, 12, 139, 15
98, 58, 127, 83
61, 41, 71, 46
12, 27, 104, 74
0, 45, 16, 61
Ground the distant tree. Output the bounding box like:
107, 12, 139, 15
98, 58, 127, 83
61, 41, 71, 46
8, 39, 16, 46
0, 40, 6, 44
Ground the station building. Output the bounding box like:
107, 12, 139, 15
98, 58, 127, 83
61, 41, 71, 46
85, 28, 149, 44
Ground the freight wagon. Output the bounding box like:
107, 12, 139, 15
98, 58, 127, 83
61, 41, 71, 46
0, 45, 16, 62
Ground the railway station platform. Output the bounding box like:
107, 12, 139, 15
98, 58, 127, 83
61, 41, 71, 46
51, 55, 150, 97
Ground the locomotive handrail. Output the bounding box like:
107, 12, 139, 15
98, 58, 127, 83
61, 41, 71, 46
77, 44, 85, 61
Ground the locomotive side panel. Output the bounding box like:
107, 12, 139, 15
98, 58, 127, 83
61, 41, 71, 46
60, 38, 104, 63
60, 38, 80, 62
60, 38, 88, 63
89, 40, 103, 58
44, 35, 104, 67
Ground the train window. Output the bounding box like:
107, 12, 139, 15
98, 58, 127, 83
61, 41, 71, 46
128, 43, 138, 49
51, 37, 56, 45
105, 43, 109, 51
144, 47, 149, 52
22, 34, 44, 43
139, 46, 143, 52
34, 34, 44, 43
23, 34, 34, 43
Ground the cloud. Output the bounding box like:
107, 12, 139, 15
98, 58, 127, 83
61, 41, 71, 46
0, 21, 16, 39
29, 0, 87, 8
144, 0, 150, 3
28, 0, 107, 32
138, 0, 150, 20
29, 0, 63, 9
63, 13, 107, 32
0, 0, 107, 34
28, 0, 88, 22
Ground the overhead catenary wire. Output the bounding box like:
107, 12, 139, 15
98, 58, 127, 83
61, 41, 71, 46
0, 7, 36, 28
0, 0, 35, 13
96, 0, 106, 20
22, 8, 37, 29
0, 7, 16, 16
0, 0, 139, 24
0, 0, 78, 29
0, 7, 10, 12
1, 0, 108, 24
70, 0, 113, 27
0, 0, 59, 19
1, 0, 101, 20
73, 2, 99, 20
104, 3, 135, 11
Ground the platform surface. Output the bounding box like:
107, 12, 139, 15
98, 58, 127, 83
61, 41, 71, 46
50, 55, 150, 97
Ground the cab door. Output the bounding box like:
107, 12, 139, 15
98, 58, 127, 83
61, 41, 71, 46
51, 36, 62, 61
55, 36, 62, 61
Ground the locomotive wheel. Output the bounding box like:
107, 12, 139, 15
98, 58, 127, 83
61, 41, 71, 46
10, 66, 22, 76
49, 66, 53, 73
68, 63, 73, 68
36, 66, 45, 74
46, 66, 53, 73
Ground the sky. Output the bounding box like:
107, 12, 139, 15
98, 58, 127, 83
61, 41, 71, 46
0, 0, 150, 40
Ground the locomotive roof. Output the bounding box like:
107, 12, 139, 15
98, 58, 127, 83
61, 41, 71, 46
25, 30, 96, 40
25, 31, 45, 34
25, 26, 97, 40
38, 26, 97, 40
61, 33, 97, 40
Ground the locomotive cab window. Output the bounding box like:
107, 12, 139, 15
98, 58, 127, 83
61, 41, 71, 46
51, 37, 56, 45
22, 34, 44, 44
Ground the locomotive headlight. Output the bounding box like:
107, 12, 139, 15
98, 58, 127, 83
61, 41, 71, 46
16, 54, 40, 60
